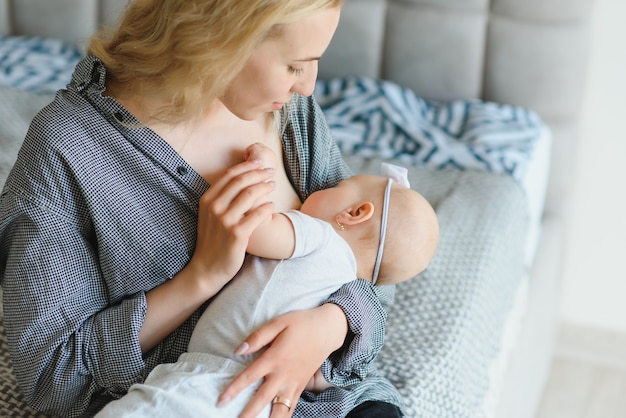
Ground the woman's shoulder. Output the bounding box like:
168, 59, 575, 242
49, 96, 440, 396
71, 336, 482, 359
28, 100, 68, 138
28, 56, 111, 146
3, 89, 112, 217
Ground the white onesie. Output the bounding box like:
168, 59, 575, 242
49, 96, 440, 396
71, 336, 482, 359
95, 210, 356, 418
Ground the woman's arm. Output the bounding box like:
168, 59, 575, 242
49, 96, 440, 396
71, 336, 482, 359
1, 196, 147, 416
1, 158, 275, 417
218, 302, 348, 417
320, 280, 392, 385
140, 160, 277, 352
218, 95, 390, 417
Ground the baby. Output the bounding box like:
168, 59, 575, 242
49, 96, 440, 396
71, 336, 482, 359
95, 144, 439, 417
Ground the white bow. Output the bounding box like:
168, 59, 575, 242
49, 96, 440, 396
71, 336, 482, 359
381, 162, 410, 188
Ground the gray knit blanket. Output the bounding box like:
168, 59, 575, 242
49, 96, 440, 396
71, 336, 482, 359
0, 84, 529, 417
346, 156, 528, 418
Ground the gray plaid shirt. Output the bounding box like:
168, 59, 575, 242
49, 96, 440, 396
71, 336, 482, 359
0, 56, 402, 417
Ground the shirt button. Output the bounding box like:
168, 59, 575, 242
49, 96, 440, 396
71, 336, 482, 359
113, 112, 124, 122
177, 166, 188, 175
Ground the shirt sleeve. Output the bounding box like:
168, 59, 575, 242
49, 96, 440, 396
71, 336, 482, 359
319, 281, 395, 386
281, 94, 352, 202
0, 66, 206, 416
0, 192, 147, 416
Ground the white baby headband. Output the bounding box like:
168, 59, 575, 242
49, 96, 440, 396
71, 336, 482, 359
372, 163, 411, 285
381, 162, 410, 188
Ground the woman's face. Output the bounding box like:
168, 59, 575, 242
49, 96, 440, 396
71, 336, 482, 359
220, 7, 341, 121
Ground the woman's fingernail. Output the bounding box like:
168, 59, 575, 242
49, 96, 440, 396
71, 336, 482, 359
217, 395, 231, 408
264, 167, 275, 173
234, 341, 250, 355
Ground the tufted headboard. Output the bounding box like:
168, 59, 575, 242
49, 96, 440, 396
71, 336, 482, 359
0, 0, 593, 216
320, 0, 594, 220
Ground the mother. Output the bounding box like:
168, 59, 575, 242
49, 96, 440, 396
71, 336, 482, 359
0, 0, 403, 417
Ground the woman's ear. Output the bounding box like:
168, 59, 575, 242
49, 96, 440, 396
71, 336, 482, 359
337, 201, 375, 226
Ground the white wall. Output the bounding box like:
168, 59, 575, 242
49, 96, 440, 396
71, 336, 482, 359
560, 0, 626, 333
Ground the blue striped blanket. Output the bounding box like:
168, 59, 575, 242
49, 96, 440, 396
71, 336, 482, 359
0, 36, 543, 183
0, 36, 82, 95
315, 77, 544, 183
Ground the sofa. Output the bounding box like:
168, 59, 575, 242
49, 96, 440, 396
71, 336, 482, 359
0, 0, 594, 417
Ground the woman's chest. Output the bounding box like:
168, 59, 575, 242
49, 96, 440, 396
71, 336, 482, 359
170, 117, 301, 212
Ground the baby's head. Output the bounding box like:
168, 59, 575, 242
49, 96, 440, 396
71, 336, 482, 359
300, 174, 439, 285
374, 177, 439, 285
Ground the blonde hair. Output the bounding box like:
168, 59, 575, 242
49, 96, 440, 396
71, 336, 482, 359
87, 0, 343, 124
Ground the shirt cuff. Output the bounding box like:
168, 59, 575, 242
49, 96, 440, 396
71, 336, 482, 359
88, 291, 147, 397
321, 279, 392, 386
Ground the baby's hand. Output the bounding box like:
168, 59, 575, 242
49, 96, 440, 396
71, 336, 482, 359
242, 143, 277, 213
244, 142, 277, 171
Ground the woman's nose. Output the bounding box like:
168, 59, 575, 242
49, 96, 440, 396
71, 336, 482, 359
292, 62, 319, 97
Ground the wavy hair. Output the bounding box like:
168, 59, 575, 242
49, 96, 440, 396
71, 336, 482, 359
88, 0, 343, 124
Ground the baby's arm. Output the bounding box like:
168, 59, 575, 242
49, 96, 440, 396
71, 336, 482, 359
243, 143, 296, 260
244, 143, 337, 392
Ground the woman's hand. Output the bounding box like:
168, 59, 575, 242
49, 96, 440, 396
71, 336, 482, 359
242, 142, 278, 211
218, 303, 349, 418
141, 160, 275, 352
189, 160, 276, 292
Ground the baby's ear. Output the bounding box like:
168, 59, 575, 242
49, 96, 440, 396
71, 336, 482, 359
337, 201, 375, 226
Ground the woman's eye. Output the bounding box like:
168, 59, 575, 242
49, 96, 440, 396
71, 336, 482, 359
289, 66, 304, 76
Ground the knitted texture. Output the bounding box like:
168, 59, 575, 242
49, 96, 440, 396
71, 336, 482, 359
346, 157, 529, 418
